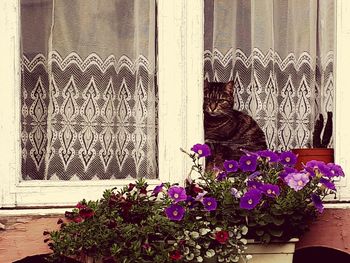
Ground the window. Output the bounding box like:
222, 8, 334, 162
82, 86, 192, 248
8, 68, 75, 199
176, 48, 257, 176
0, 0, 204, 207
0, 0, 349, 209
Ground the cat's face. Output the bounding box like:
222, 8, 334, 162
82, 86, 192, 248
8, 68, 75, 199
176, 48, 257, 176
203, 81, 234, 116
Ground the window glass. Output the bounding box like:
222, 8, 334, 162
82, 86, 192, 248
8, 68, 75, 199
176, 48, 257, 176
20, 0, 158, 180
204, 0, 335, 157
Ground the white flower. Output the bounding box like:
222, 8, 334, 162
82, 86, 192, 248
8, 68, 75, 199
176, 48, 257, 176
183, 247, 190, 255
232, 255, 240, 262
199, 228, 211, 235
241, 238, 248, 245
196, 256, 203, 262
246, 255, 253, 260
205, 249, 215, 258
195, 244, 201, 249
241, 226, 248, 235
190, 231, 200, 239
186, 253, 194, 260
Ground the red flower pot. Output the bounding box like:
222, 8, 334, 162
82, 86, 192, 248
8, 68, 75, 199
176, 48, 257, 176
292, 148, 334, 170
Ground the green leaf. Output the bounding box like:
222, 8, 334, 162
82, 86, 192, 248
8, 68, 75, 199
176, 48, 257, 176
272, 217, 285, 226
255, 230, 264, 236
257, 220, 268, 226
268, 228, 283, 238
262, 233, 271, 243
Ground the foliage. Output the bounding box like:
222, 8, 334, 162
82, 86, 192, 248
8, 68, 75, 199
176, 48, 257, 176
45, 144, 344, 263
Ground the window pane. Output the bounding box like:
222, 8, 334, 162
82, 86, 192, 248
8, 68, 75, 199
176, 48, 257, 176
204, 0, 335, 164
20, 0, 157, 180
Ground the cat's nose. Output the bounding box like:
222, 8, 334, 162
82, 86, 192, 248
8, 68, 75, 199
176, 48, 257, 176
209, 103, 216, 112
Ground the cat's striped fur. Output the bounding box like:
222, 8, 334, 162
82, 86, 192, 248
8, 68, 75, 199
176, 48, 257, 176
204, 80, 267, 169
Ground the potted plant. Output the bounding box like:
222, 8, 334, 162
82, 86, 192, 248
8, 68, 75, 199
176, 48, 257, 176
45, 144, 344, 263
292, 112, 334, 169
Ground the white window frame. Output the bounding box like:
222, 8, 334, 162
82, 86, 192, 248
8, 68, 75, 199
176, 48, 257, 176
334, 0, 350, 202
0, 0, 204, 207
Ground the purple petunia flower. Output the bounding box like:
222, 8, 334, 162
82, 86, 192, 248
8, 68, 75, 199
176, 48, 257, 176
320, 178, 336, 191
152, 183, 164, 196
279, 167, 298, 179
319, 165, 333, 178
230, 187, 241, 198
248, 171, 261, 180
191, 143, 211, 157
306, 160, 334, 178
216, 171, 227, 181
185, 196, 196, 209
239, 155, 258, 172
195, 190, 208, 202
258, 150, 280, 162
165, 204, 186, 221
202, 197, 218, 211
240, 189, 262, 210
279, 151, 297, 166
168, 186, 187, 203
247, 180, 263, 190
327, 163, 345, 177
311, 193, 324, 213
224, 160, 239, 173
260, 184, 280, 197
284, 172, 310, 191
306, 160, 325, 172
302, 166, 316, 178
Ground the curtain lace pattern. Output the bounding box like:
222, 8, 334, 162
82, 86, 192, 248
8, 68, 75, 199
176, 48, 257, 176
204, 48, 334, 151
20, 0, 157, 180
204, 0, 335, 151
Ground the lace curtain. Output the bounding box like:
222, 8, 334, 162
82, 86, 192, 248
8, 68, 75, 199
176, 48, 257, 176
20, 0, 157, 180
204, 0, 335, 151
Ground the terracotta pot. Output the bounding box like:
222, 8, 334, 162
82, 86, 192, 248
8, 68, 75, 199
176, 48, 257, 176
292, 148, 334, 170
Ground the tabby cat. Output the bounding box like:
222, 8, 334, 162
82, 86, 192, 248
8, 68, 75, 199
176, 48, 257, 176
204, 80, 267, 169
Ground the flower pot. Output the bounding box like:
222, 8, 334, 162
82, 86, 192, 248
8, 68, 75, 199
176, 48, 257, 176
203, 239, 298, 263
292, 148, 334, 170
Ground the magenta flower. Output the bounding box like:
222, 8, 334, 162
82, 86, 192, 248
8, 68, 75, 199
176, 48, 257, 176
185, 196, 196, 209
195, 190, 208, 202
306, 160, 325, 172
306, 160, 333, 177
279, 167, 298, 179
320, 178, 336, 191
230, 187, 241, 198
216, 171, 227, 181
284, 172, 310, 191
302, 166, 316, 178
240, 189, 262, 210
168, 186, 187, 203
152, 183, 164, 196
327, 163, 345, 177
279, 151, 297, 166
258, 150, 279, 162
248, 171, 261, 180
224, 160, 239, 172
202, 197, 217, 211
247, 180, 263, 190
239, 155, 258, 172
260, 184, 280, 197
165, 204, 185, 221
311, 194, 324, 213
191, 143, 211, 157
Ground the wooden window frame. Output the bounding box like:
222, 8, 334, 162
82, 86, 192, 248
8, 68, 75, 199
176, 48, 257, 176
0, 0, 204, 207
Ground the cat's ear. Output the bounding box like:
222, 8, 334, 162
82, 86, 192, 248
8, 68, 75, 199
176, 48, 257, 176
224, 81, 234, 95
